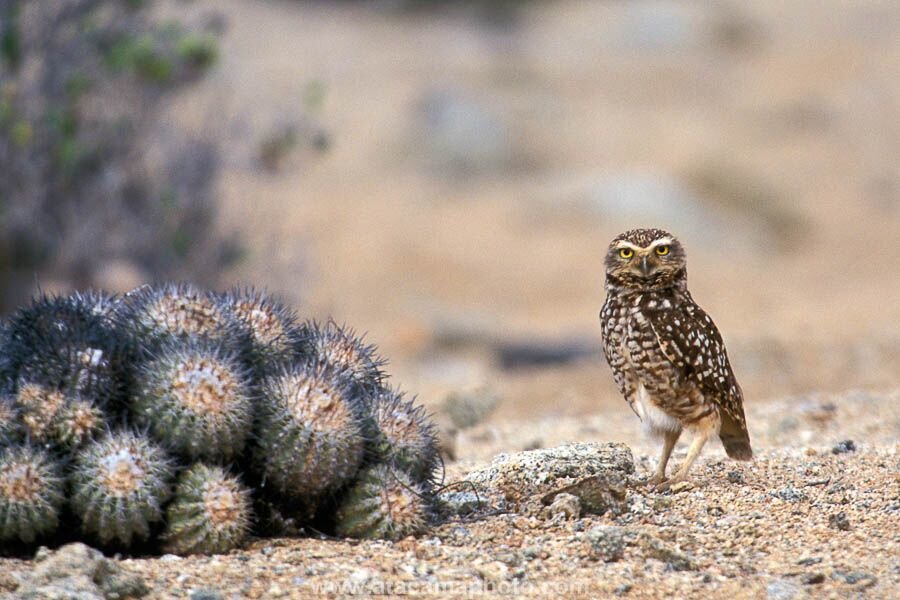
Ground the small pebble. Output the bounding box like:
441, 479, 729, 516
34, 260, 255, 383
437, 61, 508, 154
801, 573, 824, 585
766, 579, 802, 600
835, 571, 877, 587
190, 590, 224, 600
583, 525, 626, 563
670, 481, 694, 493
828, 511, 851, 531
160, 554, 183, 562
831, 440, 856, 454
614, 583, 632, 595
543, 492, 581, 520
771, 487, 805, 502
726, 470, 744, 484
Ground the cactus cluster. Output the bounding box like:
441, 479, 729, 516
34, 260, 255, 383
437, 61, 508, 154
0, 285, 439, 555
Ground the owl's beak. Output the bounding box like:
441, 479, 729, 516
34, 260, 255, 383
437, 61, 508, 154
638, 256, 653, 277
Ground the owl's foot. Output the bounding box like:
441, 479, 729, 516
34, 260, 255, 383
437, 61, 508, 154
641, 473, 668, 488
652, 474, 690, 493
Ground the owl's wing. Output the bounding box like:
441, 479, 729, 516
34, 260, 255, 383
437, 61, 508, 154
643, 294, 751, 458
599, 304, 637, 413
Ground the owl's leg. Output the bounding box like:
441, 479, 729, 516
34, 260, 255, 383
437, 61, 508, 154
655, 414, 718, 491
646, 429, 681, 486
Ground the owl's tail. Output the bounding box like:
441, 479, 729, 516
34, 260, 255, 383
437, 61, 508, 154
719, 412, 753, 461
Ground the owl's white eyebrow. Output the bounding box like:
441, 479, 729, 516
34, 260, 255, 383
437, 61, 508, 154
613, 241, 641, 250
649, 238, 674, 248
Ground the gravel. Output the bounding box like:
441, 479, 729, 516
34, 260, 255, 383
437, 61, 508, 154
1, 401, 897, 598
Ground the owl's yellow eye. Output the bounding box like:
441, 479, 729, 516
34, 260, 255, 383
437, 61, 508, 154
618, 248, 634, 259
655, 245, 670, 256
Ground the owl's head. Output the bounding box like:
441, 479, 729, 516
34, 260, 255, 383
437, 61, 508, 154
604, 228, 687, 291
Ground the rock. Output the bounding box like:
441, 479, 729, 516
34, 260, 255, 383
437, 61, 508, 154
541, 474, 628, 516
833, 571, 877, 588
638, 533, 696, 571
439, 389, 500, 430
542, 493, 581, 520
831, 440, 856, 454
828, 511, 851, 531
189, 591, 224, 600
474, 561, 511, 586
463, 442, 634, 511
766, 579, 804, 600
438, 490, 487, 516
801, 573, 825, 585
669, 481, 694, 493
10, 543, 147, 600
583, 526, 626, 562
771, 487, 806, 503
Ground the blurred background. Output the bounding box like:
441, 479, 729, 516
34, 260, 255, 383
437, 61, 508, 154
2, 0, 898, 463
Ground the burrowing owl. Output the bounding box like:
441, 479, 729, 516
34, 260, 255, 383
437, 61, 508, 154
600, 228, 751, 490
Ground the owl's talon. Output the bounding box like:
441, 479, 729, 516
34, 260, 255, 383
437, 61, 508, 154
652, 479, 673, 492
643, 474, 667, 488
653, 475, 690, 493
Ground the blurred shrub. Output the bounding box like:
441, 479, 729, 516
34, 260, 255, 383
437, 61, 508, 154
258, 81, 330, 172
0, 0, 237, 311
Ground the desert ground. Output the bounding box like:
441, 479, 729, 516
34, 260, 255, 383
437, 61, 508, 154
2, 0, 898, 598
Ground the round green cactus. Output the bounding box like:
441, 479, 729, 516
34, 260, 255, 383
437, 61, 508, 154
2, 293, 128, 409
13, 382, 67, 444
255, 362, 365, 509
120, 282, 243, 346
296, 320, 386, 394
131, 338, 253, 463
51, 396, 104, 449
215, 287, 302, 375
0, 445, 64, 544
162, 464, 253, 556
71, 430, 173, 547
334, 464, 430, 541
369, 387, 440, 485
11, 382, 104, 450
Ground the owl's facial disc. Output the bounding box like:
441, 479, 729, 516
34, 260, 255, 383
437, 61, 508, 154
612, 241, 659, 279
606, 234, 684, 288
